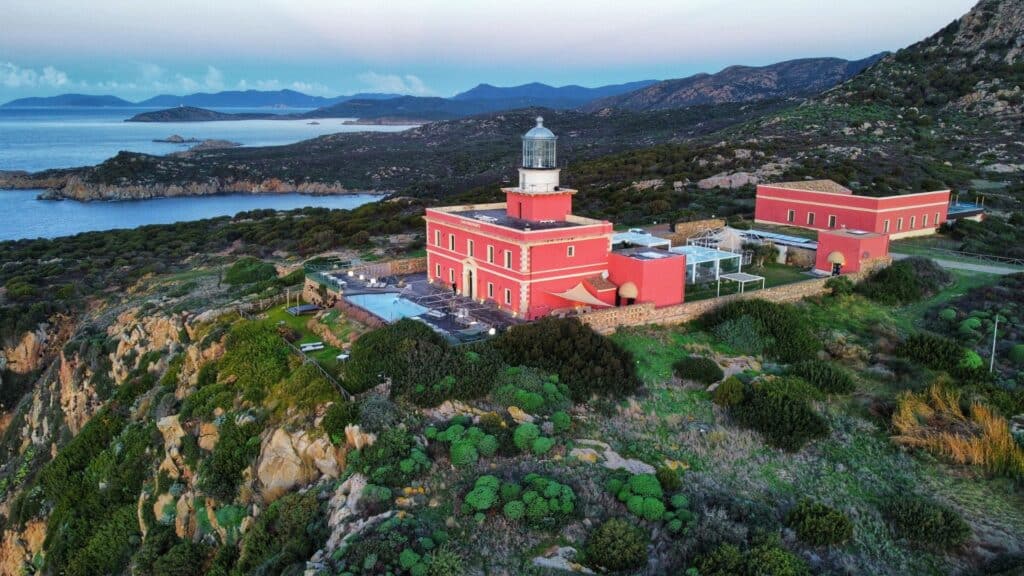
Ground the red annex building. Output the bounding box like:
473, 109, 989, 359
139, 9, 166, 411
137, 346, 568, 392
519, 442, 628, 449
425, 117, 686, 319
755, 180, 951, 239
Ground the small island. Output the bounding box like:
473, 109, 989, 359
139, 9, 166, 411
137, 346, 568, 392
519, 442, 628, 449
127, 106, 279, 122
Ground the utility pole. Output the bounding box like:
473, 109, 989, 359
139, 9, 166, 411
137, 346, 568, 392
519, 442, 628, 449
990, 314, 999, 374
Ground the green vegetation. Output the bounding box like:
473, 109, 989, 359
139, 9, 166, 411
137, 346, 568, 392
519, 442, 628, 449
673, 355, 724, 384
702, 299, 819, 363
785, 499, 854, 546
856, 257, 952, 305
585, 518, 649, 572
882, 496, 970, 550
223, 257, 277, 285
789, 359, 856, 394
730, 377, 830, 451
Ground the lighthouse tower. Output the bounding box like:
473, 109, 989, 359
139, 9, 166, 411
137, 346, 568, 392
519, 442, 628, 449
505, 117, 576, 222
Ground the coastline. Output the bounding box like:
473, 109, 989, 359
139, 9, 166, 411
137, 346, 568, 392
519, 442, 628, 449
0, 172, 388, 202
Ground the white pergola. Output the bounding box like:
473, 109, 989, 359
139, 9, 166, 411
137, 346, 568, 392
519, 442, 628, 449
717, 272, 766, 296
669, 245, 743, 283
612, 231, 672, 249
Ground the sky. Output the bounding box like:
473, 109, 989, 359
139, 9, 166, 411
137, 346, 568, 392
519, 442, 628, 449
0, 0, 978, 102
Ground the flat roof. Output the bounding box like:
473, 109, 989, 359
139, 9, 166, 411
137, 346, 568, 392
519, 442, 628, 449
669, 245, 742, 265
947, 201, 985, 215
613, 246, 683, 261
449, 208, 581, 231
821, 228, 883, 239
741, 229, 819, 248
613, 231, 672, 248
766, 180, 852, 194
721, 272, 764, 283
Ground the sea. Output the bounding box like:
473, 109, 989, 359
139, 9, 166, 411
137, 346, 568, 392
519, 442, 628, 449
0, 106, 414, 241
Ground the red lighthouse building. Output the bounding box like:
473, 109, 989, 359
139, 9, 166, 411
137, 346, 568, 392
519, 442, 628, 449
425, 117, 686, 319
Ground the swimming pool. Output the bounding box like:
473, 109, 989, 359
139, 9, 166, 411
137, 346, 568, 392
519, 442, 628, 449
346, 293, 429, 322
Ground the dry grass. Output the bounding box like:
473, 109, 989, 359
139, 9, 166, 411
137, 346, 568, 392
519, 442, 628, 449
892, 384, 1024, 478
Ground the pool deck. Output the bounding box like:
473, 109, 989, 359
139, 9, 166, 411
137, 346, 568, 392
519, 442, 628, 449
326, 271, 522, 338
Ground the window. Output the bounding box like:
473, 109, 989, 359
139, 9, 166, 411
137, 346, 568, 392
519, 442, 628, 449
504, 250, 512, 269
910, 216, 916, 229
487, 282, 494, 298
449, 268, 455, 283
883, 219, 891, 233
504, 288, 512, 305
467, 239, 474, 257
787, 209, 795, 223
828, 215, 837, 228
807, 212, 815, 226
935, 212, 940, 226
434, 229, 440, 246
923, 214, 929, 227
567, 245, 575, 257
897, 218, 904, 231
487, 245, 494, 263
435, 263, 441, 278
448, 234, 455, 251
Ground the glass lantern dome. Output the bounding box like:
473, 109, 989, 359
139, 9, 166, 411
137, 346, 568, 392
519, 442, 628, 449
522, 116, 557, 169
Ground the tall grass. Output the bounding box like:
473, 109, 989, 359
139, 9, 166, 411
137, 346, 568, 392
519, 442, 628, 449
892, 384, 1024, 478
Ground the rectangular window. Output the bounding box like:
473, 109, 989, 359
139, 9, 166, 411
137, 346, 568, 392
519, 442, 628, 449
935, 212, 940, 226
434, 229, 440, 246
567, 245, 575, 257
435, 264, 441, 278
448, 234, 455, 251
910, 216, 916, 229
467, 239, 474, 257
487, 245, 494, 263
487, 282, 494, 298
504, 250, 512, 269
883, 219, 891, 233
828, 215, 837, 228
897, 218, 904, 231
806, 212, 815, 226
504, 288, 512, 305
449, 268, 455, 283
787, 209, 795, 223
923, 214, 929, 227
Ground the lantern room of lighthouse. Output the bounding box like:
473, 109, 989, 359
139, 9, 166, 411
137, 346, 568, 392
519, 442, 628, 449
504, 116, 575, 222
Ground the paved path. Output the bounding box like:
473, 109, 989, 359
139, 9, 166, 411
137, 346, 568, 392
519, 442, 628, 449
891, 253, 1023, 275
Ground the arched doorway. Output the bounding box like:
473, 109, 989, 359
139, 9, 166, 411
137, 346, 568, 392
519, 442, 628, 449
461, 260, 478, 300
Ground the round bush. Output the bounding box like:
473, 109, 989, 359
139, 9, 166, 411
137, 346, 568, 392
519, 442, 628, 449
627, 474, 664, 499
550, 411, 571, 434
358, 395, 400, 433
883, 496, 970, 549
713, 376, 745, 407
585, 518, 649, 572
531, 436, 555, 456
502, 500, 525, 521
513, 423, 540, 451
1010, 344, 1024, 365
785, 499, 853, 546
450, 440, 479, 468
476, 434, 499, 457
939, 308, 957, 322
673, 356, 724, 384
789, 359, 855, 394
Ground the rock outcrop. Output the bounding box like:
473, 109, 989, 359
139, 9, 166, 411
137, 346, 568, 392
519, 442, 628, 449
256, 428, 342, 501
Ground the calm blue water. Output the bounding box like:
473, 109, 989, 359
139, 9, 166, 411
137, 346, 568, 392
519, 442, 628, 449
345, 293, 429, 322
0, 107, 414, 172
0, 189, 378, 241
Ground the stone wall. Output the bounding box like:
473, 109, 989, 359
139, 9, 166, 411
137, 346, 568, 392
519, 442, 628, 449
578, 259, 890, 334
666, 219, 726, 244
351, 256, 427, 277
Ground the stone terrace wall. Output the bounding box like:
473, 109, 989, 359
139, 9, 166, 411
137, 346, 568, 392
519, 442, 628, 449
579, 257, 890, 334
663, 218, 726, 245
351, 256, 427, 277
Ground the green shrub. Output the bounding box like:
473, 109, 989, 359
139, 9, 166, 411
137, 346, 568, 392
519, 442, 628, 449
785, 499, 853, 546
426, 544, 464, 576
731, 379, 829, 451
347, 428, 430, 487
450, 440, 479, 468
491, 366, 572, 415
503, 500, 526, 521
550, 410, 572, 433
321, 401, 360, 443
223, 257, 277, 285
399, 548, 422, 570
199, 416, 262, 501
218, 322, 291, 404
1010, 344, 1024, 365
712, 315, 771, 355
697, 543, 745, 575
585, 518, 649, 572
825, 275, 855, 297
359, 394, 400, 432
235, 491, 328, 575
464, 476, 500, 512
673, 356, 724, 384
939, 307, 958, 322
882, 496, 970, 549
513, 423, 540, 451
713, 376, 745, 407
626, 473, 663, 499
344, 319, 447, 394
531, 436, 555, 455
702, 300, 818, 363
491, 318, 640, 400
656, 466, 682, 492
896, 331, 988, 380
789, 359, 855, 394
856, 258, 950, 304
698, 542, 810, 576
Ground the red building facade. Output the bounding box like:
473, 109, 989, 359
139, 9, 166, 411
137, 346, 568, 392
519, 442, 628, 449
755, 180, 951, 239
814, 229, 890, 275
425, 117, 686, 319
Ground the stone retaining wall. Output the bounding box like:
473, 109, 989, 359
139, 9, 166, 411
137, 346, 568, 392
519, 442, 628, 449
578, 257, 890, 334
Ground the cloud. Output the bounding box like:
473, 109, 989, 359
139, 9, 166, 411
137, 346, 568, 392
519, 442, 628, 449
289, 81, 331, 95
203, 65, 224, 90
357, 72, 433, 95
1, 62, 70, 88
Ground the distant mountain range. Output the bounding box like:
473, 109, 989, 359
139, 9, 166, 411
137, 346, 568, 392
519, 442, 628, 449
583, 55, 885, 111
0, 89, 400, 109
